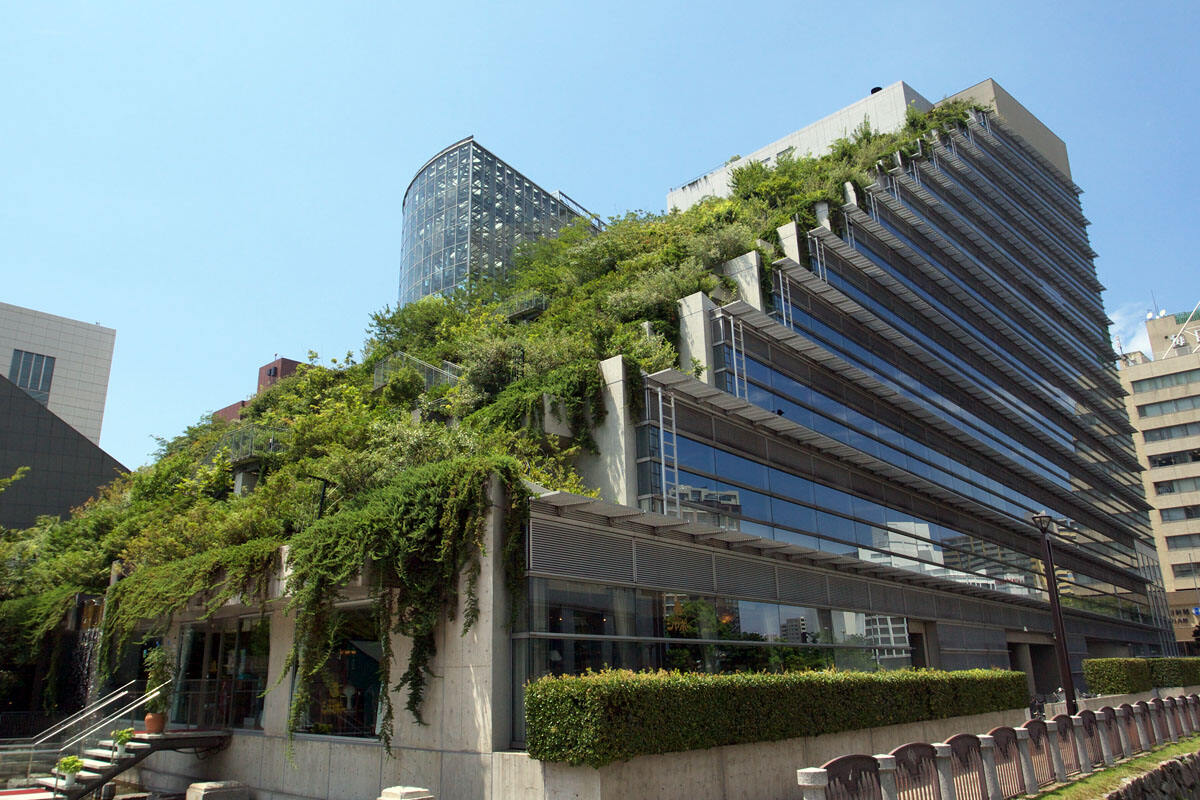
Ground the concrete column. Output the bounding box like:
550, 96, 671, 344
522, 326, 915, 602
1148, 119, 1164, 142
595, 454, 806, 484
676, 292, 716, 387
796, 768, 828, 800
977, 735, 1002, 800
814, 201, 832, 231
1010, 642, 1036, 697
1114, 707, 1133, 757
1188, 697, 1200, 733
933, 743, 957, 800
777, 222, 803, 264
1177, 697, 1193, 734
1163, 703, 1179, 743
1097, 719, 1114, 766
721, 251, 763, 311
876, 754, 898, 800
1150, 705, 1167, 744
1133, 705, 1152, 751
1044, 720, 1068, 783
1176, 697, 1193, 735
1014, 728, 1037, 794
1071, 717, 1092, 774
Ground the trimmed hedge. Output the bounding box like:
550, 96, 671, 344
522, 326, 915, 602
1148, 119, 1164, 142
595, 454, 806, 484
1148, 657, 1200, 689
1083, 657, 1200, 695
1083, 658, 1152, 695
525, 668, 1026, 767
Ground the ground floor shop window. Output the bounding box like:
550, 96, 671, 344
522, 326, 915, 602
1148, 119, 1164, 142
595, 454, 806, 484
293, 609, 382, 738
175, 617, 269, 730
511, 578, 913, 743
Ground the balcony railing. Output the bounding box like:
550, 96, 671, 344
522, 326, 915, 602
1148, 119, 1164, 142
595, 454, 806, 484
372, 351, 462, 392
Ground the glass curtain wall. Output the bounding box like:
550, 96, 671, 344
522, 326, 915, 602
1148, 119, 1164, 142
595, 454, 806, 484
399, 138, 580, 306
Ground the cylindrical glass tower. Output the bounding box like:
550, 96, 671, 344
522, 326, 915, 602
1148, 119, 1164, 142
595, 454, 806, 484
399, 137, 583, 306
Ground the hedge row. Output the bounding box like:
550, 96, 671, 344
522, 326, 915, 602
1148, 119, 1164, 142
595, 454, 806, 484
1083, 658, 1200, 695
525, 668, 1026, 768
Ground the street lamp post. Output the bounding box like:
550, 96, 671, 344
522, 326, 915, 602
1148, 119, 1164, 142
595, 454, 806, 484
1030, 512, 1078, 716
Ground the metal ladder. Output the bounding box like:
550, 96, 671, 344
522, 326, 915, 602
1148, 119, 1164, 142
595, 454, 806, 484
774, 269, 794, 329
655, 387, 680, 518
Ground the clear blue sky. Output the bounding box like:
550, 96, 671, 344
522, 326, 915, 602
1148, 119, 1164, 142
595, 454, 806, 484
3, 1, 1198, 469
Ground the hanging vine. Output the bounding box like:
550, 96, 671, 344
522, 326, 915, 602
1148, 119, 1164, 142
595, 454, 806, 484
282, 455, 528, 747
98, 537, 283, 674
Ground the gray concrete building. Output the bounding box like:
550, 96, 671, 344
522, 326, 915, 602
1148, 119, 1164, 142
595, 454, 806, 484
0, 301, 116, 445
666, 78, 1072, 212
1119, 307, 1200, 651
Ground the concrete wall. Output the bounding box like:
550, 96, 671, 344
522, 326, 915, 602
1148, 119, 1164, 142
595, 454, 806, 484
494, 706, 1028, 800
943, 78, 1072, 181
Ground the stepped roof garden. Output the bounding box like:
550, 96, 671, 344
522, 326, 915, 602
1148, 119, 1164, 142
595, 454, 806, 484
0, 102, 984, 732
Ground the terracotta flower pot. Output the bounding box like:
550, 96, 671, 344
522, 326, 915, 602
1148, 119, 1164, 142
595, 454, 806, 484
144, 712, 166, 734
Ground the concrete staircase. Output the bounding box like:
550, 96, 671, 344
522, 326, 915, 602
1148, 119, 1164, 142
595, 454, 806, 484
5, 731, 229, 800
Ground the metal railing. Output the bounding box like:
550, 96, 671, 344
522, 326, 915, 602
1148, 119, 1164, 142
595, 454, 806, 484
0, 680, 137, 781
372, 351, 462, 392
170, 678, 264, 732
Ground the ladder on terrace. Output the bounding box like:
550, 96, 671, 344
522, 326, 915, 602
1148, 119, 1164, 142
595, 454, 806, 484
656, 387, 680, 518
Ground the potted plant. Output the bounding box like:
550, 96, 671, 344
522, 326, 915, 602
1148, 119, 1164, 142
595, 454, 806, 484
56, 755, 84, 788
143, 646, 175, 734
111, 727, 134, 758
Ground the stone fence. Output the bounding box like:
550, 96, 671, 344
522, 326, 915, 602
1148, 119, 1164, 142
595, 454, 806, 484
796, 693, 1200, 799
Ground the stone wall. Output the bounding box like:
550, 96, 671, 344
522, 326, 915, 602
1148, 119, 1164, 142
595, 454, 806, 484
1106, 752, 1200, 799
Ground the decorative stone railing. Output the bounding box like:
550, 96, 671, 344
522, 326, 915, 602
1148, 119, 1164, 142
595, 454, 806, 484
797, 692, 1200, 799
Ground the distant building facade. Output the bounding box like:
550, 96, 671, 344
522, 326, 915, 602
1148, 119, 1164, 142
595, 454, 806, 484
398, 137, 592, 306
214, 357, 300, 422
1120, 308, 1200, 651
666, 79, 1073, 212
0, 301, 116, 445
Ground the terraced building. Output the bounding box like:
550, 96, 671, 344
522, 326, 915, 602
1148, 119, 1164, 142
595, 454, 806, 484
520, 79, 1172, 710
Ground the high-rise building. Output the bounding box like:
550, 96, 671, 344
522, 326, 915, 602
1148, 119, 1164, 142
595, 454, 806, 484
549, 78, 1172, 699
0, 301, 116, 445
1119, 307, 1200, 651
0, 302, 123, 529
398, 137, 593, 306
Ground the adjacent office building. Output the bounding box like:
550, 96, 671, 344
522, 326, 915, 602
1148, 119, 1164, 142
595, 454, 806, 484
1120, 309, 1200, 651
398, 136, 593, 306
0, 302, 123, 529
0, 302, 116, 446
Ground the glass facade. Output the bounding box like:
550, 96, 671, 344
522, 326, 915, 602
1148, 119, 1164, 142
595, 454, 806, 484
634, 107, 1170, 654
398, 138, 583, 306
174, 617, 270, 730
511, 577, 914, 742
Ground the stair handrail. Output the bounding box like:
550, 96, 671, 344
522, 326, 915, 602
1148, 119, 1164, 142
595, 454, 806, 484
29, 680, 137, 747
22, 680, 137, 779
58, 680, 171, 755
